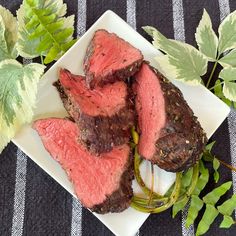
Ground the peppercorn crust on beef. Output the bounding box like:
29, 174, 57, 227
134, 63, 207, 172
54, 69, 134, 154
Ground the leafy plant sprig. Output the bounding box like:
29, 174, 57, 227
17, 0, 77, 64
202, 141, 220, 183
0, 5, 45, 151
172, 142, 236, 235
0, 0, 76, 153
181, 177, 236, 235
143, 9, 236, 106
203, 141, 236, 174
131, 128, 236, 235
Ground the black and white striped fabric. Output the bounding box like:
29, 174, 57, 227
0, 0, 236, 235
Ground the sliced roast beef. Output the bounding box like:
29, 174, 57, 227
84, 29, 143, 88
54, 69, 134, 154
134, 63, 207, 172
33, 118, 134, 214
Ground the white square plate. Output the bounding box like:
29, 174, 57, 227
13, 10, 230, 236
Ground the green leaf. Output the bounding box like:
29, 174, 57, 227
203, 181, 232, 205
144, 26, 207, 85
217, 194, 236, 215
25, 15, 39, 29
169, 168, 194, 198
223, 97, 236, 107
46, 19, 64, 32
0, 59, 45, 151
218, 10, 236, 55
61, 38, 77, 51
44, 44, 61, 64
202, 141, 216, 162
17, 0, 76, 63
195, 9, 218, 61
36, 34, 53, 52
186, 195, 204, 228
219, 67, 236, 102
0, 6, 18, 60
206, 141, 216, 151
182, 168, 194, 189
213, 171, 220, 183
202, 144, 220, 183
196, 204, 219, 235
219, 49, 236, 67
213, 158, 220, 179
214, 79, 224, 98
213, 158, 220, 183
193, 162, 209, 196
172, 196, 189, 218
202, 151, 214, 162
29, 24, 46, 39
220, 215, 235, 228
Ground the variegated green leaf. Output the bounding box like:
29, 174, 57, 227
219, 67, 236, 102
0, 59, 45, 152
214, 79, 234, 106
219, 49, 236, 67
218, 10, 236, 54
223, 82, 236, 102
143, 26, 157, 38
0, 16, 8, 60
17, 0, 76, 63
0, 6, 18, 60
218, 67, 236, 82
155, 55, 178, 79
195, 9, 218, 60
143, 26, 207, 85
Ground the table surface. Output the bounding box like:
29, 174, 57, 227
0, 0, 236, 236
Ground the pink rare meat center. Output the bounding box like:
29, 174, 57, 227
89, 30, 141, 77
33, 118, 130, 208
135, 63, 166, 159
59, 69, 127, 117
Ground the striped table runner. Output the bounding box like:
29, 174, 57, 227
0, 0, 236, 235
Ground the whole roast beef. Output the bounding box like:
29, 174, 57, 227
84, 29, 143, 88
54, 69, 134, 154
33, 118, 134, 214
133, 63, 207, 172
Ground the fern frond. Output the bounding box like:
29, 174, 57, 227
17, 0, 76, 64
